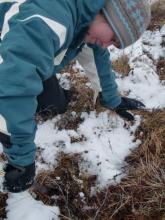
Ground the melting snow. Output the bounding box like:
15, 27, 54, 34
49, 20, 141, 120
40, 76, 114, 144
6, 192, 59, 220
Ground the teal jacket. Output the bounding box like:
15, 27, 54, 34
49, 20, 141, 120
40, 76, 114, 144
0, 0, 121, 166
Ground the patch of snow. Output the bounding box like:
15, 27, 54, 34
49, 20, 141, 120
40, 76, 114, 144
109, 27, 165, 108
35, 112, 141, 188
6, 191, 60, 220
79, 192, 85, 198
117, 67, 165, 108
56, 72, 71, 90
160, 25, 165, 36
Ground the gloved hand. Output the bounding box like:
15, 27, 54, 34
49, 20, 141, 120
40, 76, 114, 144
114, 97, 145, 121
3, 162, 35, 193
99, 94, 145, 121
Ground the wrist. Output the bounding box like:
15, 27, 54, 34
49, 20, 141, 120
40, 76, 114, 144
99, 92, 121, 109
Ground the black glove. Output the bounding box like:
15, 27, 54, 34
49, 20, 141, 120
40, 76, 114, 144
99, 94, 145, 121
114, 97, 145, 121
3, 162, 35, 193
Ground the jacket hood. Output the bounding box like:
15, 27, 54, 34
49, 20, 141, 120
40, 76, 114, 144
75, 0, 106, 29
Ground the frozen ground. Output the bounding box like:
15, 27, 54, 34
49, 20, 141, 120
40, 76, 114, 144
0, 23, 164, 220
110, 25, 165, 108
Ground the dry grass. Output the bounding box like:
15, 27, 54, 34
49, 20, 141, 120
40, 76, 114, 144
32, 110, 165, 220
48, 66, 96, 131
68, 69, 95, 113
33, 153, 97, 220
0, 193, 8, 219
157, 58, 165, 81
149, 0, 165, 31
112, 55, 131, 76
35, 64, 95, 125
89, 110, 165, 220
112, 1, 165, 79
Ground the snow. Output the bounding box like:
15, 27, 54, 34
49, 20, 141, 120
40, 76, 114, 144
110, 28, 165, 61
6, 192, 59, 220
161, 25, 165, 37
109, 26, 165, 109
0, 20, 164, 220
35, 112, 141, 188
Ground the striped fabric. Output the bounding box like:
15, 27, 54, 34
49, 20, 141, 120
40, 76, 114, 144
103, 0, 151, 48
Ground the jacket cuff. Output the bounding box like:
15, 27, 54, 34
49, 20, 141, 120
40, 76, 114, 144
100, 93, 121, 109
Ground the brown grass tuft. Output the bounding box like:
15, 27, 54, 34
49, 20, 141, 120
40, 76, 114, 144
157, 58, 165, 81
112, 55, 131, 76
33, 153, 97, 220
89, 110, 165, 220
149, 1, 165, 31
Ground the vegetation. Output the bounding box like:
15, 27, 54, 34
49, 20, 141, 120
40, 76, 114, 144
0, 1, 165, 219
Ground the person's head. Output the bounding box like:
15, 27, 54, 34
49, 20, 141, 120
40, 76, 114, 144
84, 13, 120, 48
85, 0, 151, 49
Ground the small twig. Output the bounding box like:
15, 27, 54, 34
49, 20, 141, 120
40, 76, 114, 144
66, 182, 71, 218
93, 187, 109, 220
109, 197, 131, 219
59, 213, 73, 220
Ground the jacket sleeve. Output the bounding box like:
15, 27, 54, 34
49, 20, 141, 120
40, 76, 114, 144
91, 45, 121, 108
0, 17, 58, 166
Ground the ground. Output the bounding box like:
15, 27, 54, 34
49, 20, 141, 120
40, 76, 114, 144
0, 1, 165, 220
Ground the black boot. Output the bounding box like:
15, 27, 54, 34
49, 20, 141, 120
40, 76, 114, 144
3, 162, 35, 193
